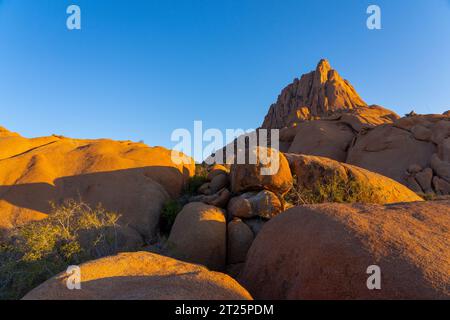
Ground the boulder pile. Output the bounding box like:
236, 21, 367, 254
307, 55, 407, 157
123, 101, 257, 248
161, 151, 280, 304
166, 147, 293, 272
164, 147, 423, 275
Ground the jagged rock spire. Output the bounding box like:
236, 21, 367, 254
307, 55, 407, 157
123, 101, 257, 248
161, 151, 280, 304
262, 59, 368, 129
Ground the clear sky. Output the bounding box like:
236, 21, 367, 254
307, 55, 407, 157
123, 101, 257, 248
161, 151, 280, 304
1, 0, 450, 154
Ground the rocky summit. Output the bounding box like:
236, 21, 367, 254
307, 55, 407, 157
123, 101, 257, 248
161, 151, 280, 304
263, 59, 373, 129
262, 59, 450, 196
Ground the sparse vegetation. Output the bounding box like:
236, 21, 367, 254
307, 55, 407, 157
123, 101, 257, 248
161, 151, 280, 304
159, 163, 211, 235
417, 192, 437, 201
0, 200, 123, 300
284, 174, 385, 206
184, 163, 209, 195
159, 199, 183, 235
159, 163, 209, 234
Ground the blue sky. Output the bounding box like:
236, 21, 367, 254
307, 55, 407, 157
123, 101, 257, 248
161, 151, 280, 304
0, 0, 449, 153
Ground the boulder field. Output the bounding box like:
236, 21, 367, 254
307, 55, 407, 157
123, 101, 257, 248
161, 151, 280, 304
5, 59, 450, 300
164, 147, 423, 274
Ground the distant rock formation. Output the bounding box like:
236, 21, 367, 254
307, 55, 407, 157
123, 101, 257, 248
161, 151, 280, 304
260, 60, 450, 195
262, 59, 370, 129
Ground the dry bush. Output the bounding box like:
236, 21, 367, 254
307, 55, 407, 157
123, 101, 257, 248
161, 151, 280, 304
0, 200, 123, 300
285, 174, 385, 206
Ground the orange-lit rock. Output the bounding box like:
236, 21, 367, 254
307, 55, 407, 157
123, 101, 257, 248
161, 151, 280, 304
23, 252, 252, 300
0, 130, 194, 242
240, 201, 450, 299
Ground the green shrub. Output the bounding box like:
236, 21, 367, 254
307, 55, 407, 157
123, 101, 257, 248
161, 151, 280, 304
0, 200, 122, 300
285, 174, 385, 206
159, 200, 183, 235
184, 163, 209, 195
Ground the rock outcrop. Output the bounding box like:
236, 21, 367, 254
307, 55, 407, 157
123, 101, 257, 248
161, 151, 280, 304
347, 114, 450, 194
285, 153, 423, 204
239, 201, 450, 299
0, 130, 195, 242
287, 120, 355, 162
23, 252, 252, 300
230, 147, 293, 197
227, 190, 283, 219
227, 218, 254, 265
262, 60, 398, 129
167, 202, 227, 271
260, 60, 450, 196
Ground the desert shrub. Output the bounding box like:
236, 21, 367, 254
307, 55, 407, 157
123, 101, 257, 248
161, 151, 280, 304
159, 199, 183, 235
285, 174, 385, 206
0, 200, 122, 300
158, 164, 210, 236
184, 163, 209, 195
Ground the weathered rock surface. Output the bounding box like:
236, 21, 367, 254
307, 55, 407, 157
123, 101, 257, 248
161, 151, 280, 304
243, 218, 266, 237
433, 177, 450, 195
167, 202, 226, 271
285, 154, 423, 204
288, 120, 355, 162
227, 190, 283, 219
23, 252, 252, 300
257, 60, 450, 195
262, 59, 368, 129
209, 174, 229, 194
415, 168, 433, 193
261, 60, 399, 164
189, 188, 231, 208
207, 164, 230, 181
227, 219, 254, 264
347, 114, 450, 194
230, 147, 293, 196
240, 201, 450, 299
0, 130, 194, 242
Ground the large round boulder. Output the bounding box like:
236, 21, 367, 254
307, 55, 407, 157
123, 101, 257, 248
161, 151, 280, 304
288, 120, 354, 162
23, 252, 252, 300
230, 147, 293, 196
239, 201, 450, 299
167, 202, 226, 271
227, 219, 254, 265
227, 190, 283, 219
